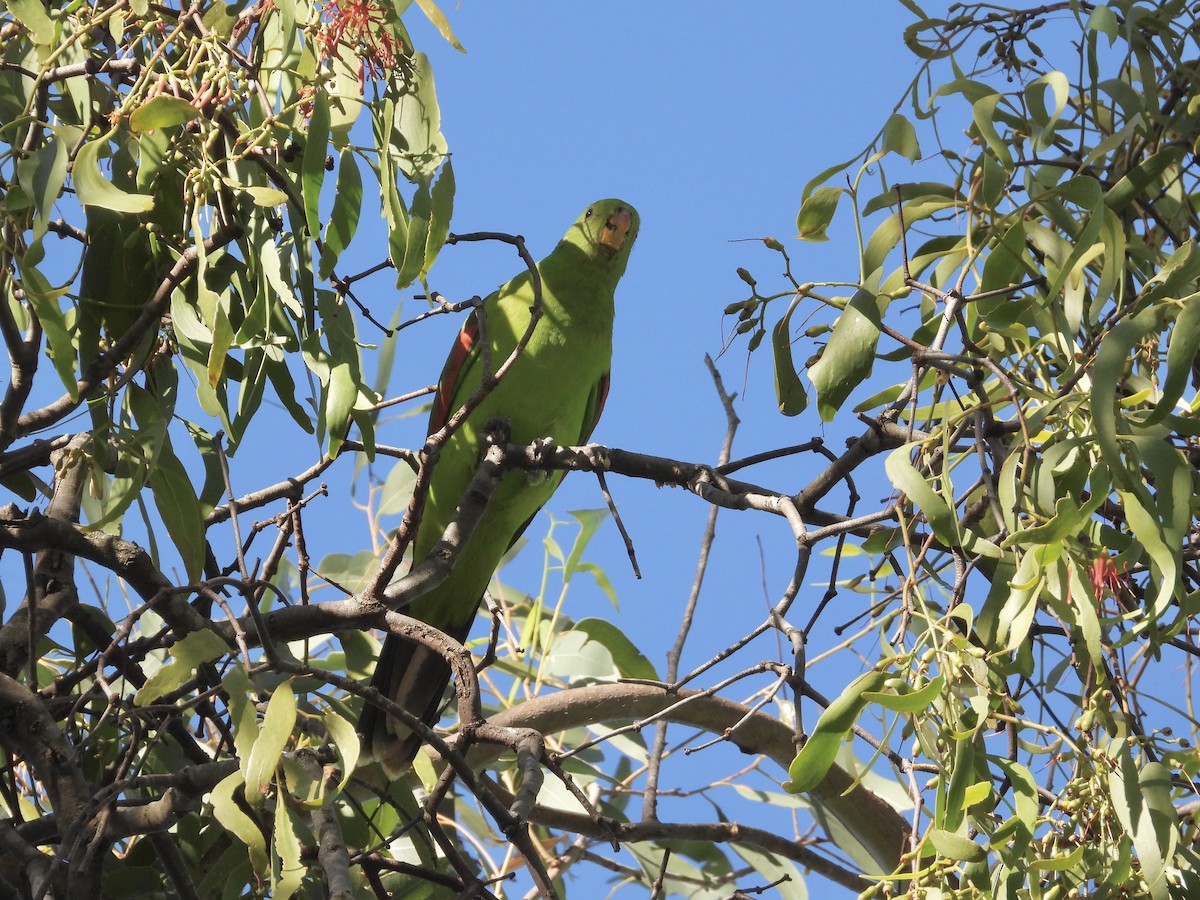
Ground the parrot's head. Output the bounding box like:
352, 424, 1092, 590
569, 199, 639, 271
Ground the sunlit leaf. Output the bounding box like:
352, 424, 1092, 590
243, 681, 296, 806
129, 95, 201, 132
785, 669, 887, 794
134, 630, 229, 705
73, 138, 155, 213
882, 112, 921, 161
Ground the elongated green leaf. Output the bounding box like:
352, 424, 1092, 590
301, 90, 331, 238
927, 828, 987, 862
937, 735, 977, 832
1110, 746, 1172, 900
421, 159, 455, 281
863, 675, 944, 712
73, 138, 154, 213
1143, 292, 1200, 426
223, 665, 259, 762
272, 791, 304, 899
971, 93, 1014, 171
16, 133, 68, 250
134, 630, 229, 705
785, 669, 887, 794
563, 508, 608, 580
211, 771, 268, 872
1091, 307, 1157, 493
322, 709, 361, 794
571, 618, 657, 681
772, 298, 808, 415
243, 681, 296, 806
394, 180, 431, 289
979, 218, 1030, 299
1025, 71, 1069, 152
1105, 147, 1185, 213
8, 0, 55, 45
413, 0, 465, 52
319, 148, 363, 279
882, 112, 921, 161
129, 94, 201, 132
16, 260, 77, 393
795, 186, 842, 241
148, 435, 206, 582
810, 289, 881, 421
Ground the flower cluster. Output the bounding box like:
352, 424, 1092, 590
318, 0, 402, 89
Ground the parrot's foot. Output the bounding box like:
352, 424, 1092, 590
525, 436, 557, 485
481, 417, 512, 446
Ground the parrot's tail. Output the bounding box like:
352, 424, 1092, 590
360, 628, 465, 777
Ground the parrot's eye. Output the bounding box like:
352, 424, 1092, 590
585, 207, 594, 218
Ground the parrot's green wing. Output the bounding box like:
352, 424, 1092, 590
361, 200, 639, 776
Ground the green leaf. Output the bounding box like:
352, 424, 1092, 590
413, 0, 465, 52
421, 159, 455, 281
881, 112, 921, 161
272, 789, 304, 899
810, 289, 883, 422
230, 182, 290, 207
394, 53, 448, 184
7, 0, 55, 45
970, 92, 1014, 171
243, 681, 296, 806
795, 186, 842, 241
211, 771, 268, 872
885, 446, 1002, 559
322, 709, 361, 793
563, 508, 608, 580
1086, 4, 1119, 42
73, 138, 155, 213
147, 435, 206, 582
129, 95, 202, 132
15, 260, 77, 393
319, 148, 363, 280
979, 218, 1031, 299
771, 298, 808, 416
1025, 72, 1070, 153
571, 618, 657, 681
1104, 146, 1185, 213
223, 665, 260, 762
863, 675, 943, 712
134, 630, 229, 705
394, 179, 431, 289
1143, 293, 1200, 426
784, 668, 887, 794
927, 828, 987, 862
16, 132, 68, 250
301, 90, 331, 238
1110, 745, 1174, 900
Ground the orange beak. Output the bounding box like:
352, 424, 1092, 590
599, 208, 632, 252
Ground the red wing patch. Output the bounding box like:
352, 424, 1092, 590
429, 312, 480, 434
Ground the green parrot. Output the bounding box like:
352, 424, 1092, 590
361, 199, 639, 775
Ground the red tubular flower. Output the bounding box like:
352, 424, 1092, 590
318, 0, 402, 89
